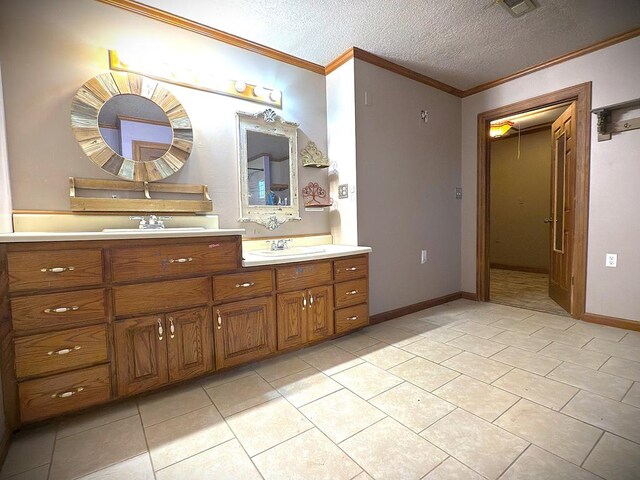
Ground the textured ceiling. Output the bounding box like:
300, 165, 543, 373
138, 0, 640, 90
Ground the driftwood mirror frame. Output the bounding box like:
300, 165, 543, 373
70, 72, 193, 182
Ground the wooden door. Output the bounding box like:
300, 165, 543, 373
549, 102, 576, 313
167, 307, 213, 382
214, 297, 276, 369
276, 291, 307, 349
114, 315, 168, 396
307, 286, 334, 341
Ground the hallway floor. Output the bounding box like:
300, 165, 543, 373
490, 268, 569, 316
2, 300, 639, 480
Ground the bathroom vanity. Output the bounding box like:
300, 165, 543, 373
0, 231, 370, 428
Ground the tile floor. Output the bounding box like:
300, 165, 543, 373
2, 299, 640, 480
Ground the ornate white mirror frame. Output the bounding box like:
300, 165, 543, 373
236, 109, 301, 230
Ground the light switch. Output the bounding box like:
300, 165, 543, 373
605, 253, 617, 267
455, 188, 462, 199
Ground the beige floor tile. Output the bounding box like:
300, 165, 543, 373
584, 338, 640, 362
389, 357, 459, 392
401, 338, 462, 363
622, 382, 640, 407
447, 334, 506, 357
332, 332, 380, 353
333, 362, 403, 399
341, 417, 447, 480
490, 318, 544, 335
352, 472, 374, 480
299, 389, 385, 443
77, 453, 155, 480
206, 372, 280, 416
488, 304, 538, 320
620, 331, 640, 347
442, 352, 512, 383
491, 330, 550, 352
600, 356, 640, 382
254, 428, 361, 480
493, 368, 578, 410
491, 346, 561, 375
254, 353, 310, 382
200, 364, 256, 389
562, 390, 640, 443
370, 382, 455, 432
422, 408, 528, 480
58, 401, 139, 439
298, 345, 364, 375
227, 397, 312, 455
539, 342, 609, 369
385, 316, 437, 332
270, 367, 342, 407
138, 384, 212, 427
433, 375, 519, 422
549, 362, 633, 400
155, 439, 261, 480
449, 320, 504, 339
454, 310, 504, 325
419, 327, 465, 344
495, 399, 602, 465
500, 445, 600, 480
422, 457, 483, 480
531, 327, 592, 347
145, 404, 234, 470
524, 312, 575, 330
566, 322, 626, 342
1, 465, 49, 480
362, 324, 418, 346
583, 433, 640, 480
49, 416, 147, 480
357, 343, 415, 369
0, 425, 56, 478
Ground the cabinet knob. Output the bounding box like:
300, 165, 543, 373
157, 318, 164, 341
169, 317, 175, 339
40, 266, 75, 273
44, 306, 80, 314
217, 310, 222, 330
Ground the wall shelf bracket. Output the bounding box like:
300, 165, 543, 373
592, 98, 640, 142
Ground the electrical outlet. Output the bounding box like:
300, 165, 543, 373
421, 249, 427, 264
605, 253, 617, 267
338, 184, 349, 199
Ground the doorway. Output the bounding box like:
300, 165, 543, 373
476, 83, 592, 318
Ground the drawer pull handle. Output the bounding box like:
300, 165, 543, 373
169, 257, 193, 264
158, 318, 164, 341
346, 290, 359, 295
217, 310, 222, 330
51, 387, 84, 399
302, 294, 307, 310
47, 345, 81, 356
235, 282, 255, 288
169, 317, 175, 339
309, 291, 314, 306
44, 306, 80, 314
347, 315, 359, 321
345, 267, 358, 271
41, 266, 75, 273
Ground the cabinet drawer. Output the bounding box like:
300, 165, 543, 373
15, 325, 108, 379
111, 239, 239, 282
8, 249, 103, 293
335, 304, 369, 334
276, 262, 332, 292
214, 270, 273, 302
334, 256, 368, 282
114, 277, 209, 316
11, 289, 106, 333
334, 278, 368, 309
19, 364, 111, 423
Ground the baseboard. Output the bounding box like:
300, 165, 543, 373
0, 426, 10, 470
582, 312, 640, 332
490, 263, 549, 274
370, 292, 464, 325
461, 291, 478, 301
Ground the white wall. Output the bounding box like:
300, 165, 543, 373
461, 37, 640, 321
355, 60, 462, 315
0, 66, 11, 234
0, 0, 330, 237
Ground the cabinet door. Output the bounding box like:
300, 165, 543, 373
114, 315, 168, 396
167, 307, 213, 382
307, 286, 334, 341
214, 297, 276, 369
277, 291, 308, 350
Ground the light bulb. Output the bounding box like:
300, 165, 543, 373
269, 89, 281, 102
234, 81, 247, 93
253, 85, 266, 98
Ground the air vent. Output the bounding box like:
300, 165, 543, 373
501, 0, 537, 17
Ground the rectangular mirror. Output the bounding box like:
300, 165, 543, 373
237, 109, 300, 230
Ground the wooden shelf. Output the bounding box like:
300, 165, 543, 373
270, 184, 289, 191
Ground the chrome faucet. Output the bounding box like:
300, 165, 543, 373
130, 215, 172, 229
266, 239, 292, 251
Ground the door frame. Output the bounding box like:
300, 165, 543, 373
476, 82, 591, 318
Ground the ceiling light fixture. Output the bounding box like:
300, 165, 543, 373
489, 121, 515, 138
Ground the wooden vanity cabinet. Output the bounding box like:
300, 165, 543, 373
333, 255, 370, 334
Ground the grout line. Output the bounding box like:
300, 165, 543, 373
580, 430, 606, 468
46, 421, 58, 480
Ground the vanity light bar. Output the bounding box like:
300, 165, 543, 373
108, 50, 282, 108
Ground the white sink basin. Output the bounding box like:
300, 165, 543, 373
251, 246, 326, 257
102, 227, 206, 233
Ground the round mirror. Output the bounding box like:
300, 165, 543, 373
71, 72, 193, 182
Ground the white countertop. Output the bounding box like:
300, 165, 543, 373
0, 228, 245, 243
242, 244, 371, 267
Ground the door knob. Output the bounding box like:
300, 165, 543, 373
543, 217, 553, 223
